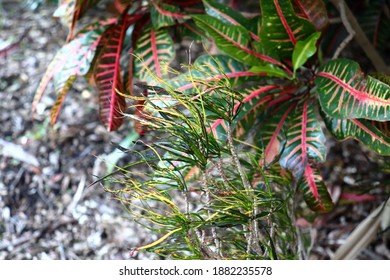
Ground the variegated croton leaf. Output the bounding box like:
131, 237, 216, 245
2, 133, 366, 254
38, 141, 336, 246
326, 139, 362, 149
260, 0, 316, 60
322, 114, 390, 156
33, 19, 115, 125
133, 25, 175, 84
278, 99, 332, 212
316, 59, 390, 121
93, 13, 131, 131
54, 0, 102, 40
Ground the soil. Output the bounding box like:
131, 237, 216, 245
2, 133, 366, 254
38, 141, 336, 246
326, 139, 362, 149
0, 1, 389, 260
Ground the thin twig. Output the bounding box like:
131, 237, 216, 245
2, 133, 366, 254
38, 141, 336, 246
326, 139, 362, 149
332, 2, 355, 59
201, 172, 221, 258
225, 123, 251, 195
330, 0, 390, 74
225, 122, 257, 256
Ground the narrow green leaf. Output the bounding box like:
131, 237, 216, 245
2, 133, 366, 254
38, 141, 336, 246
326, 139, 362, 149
192, 15, 285, 69
292, 32, 320, 74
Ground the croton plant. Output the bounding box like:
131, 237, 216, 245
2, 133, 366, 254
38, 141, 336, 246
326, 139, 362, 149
34, 0, 390, 213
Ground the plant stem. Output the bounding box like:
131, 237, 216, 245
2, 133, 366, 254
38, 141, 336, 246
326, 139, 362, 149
330, 0, 390, 74
225, 122, 252, 196
201, 172, 221, 258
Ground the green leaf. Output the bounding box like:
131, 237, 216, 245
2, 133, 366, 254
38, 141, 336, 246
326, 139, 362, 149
249, 64, 292, 79
298, 162, 334, 213
133, 26, 175, 83
279, 100, 326, 179
322, 114, 390, 156
192, 14, 258, 65
209, 85, 280, 142
192, 15, 283, 67
169, 55, 267, 93
150, 1, 181, 30
256, 101, 295, 166
260, 0, 316, 60
203, 0, 258, 35
292, 32, 320, 74
316, 59, 390, 121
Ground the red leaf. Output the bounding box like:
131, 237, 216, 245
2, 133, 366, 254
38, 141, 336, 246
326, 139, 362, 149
94, 15, 129, 131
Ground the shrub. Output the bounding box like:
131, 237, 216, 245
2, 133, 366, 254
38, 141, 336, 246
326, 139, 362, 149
35, 0, 390, 259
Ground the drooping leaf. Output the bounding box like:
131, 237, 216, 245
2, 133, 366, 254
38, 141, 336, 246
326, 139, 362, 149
192, 15, 284, 67
33, 19, 114, 123
291, 0, 329, 32
260, 0, 316, 60
50, 76, 77, 124
298, 162, 333, 213
292, 32, 320, 74
133, 26, 175, 83
279, 99, 326, 179
322, 114, 390, 156
54, 0, 101, 40
316, 59, 390, 121
94, 16, 129, 131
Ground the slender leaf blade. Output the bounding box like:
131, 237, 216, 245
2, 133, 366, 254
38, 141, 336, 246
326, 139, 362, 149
50, 76, 76, 124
